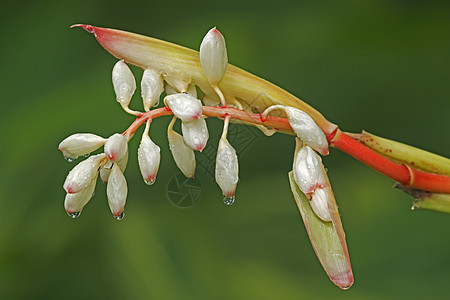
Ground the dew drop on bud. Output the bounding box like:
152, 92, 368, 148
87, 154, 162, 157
223, 195, 235, 206
114, 212, 125, 220
64, 156, 77, 162
144, 179, 155, 185
68, 211, 81, 218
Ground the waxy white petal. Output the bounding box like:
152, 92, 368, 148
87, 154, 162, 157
293, 145, 327, 195
168, 121, 196, 178
64, 174, 98, 214
200, 27, 228, 86
215, 137, 238, 197
310, 187, 332, 222
181, 118, 209, 151
112, 60, 136, 107
141, 69, 164, 111
138, 132, 161, 184
64, 153, 106, 193
59, 133, 106, 159
285, 107, 329, 155
107, 164, 127, 217
164, 93, 202, 122
104, 133, 128, 162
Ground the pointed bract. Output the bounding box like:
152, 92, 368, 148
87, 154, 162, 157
112, 60, 136, 107
141, 69, 164, 111
107, 164, 128, 217
164, 93, 203, 122
181, 118, 209, 151
167, 119, 196, 178
59, 133, 106, 159
104, 133, 128, 162
64, 174, 98, 214
138, 132, 161, 184
200, 27, 228, 86
64, 153, 106, 193
215, 137, 239, 197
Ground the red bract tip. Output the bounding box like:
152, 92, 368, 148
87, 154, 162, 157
70, 24, 95, 34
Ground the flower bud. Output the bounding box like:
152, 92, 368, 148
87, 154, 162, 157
187, 84, 197, 98
64, 174, 98, 215
141, 69, 164, 111
285, 107, 329, 155
64, 153, 106, 193
107, 164, 128, 218
168, 119, 196, 178
163, 76, 189, 93
200, 27, 228, 86
104, 133, 128, 162
215, 137, 239, 197
138, 130, 161, 185
310, 187, 332, 222
181, 118, 209, 151
164, 93, 203, 122
100, 151, 128, 182
112, 60, 136, 107
59, 133, 106, 159
293, 145, 327, 194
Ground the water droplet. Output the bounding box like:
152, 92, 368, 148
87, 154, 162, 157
114, 212, 125, 220
144, 178, 155, 185
91, 192, 95, 198
64, 156, 77, 162
84, 153, 90, 158
223, 195, 235, 206
68, 211, 81, 218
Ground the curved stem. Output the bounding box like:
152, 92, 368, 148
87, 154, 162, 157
122, 105, 450, 194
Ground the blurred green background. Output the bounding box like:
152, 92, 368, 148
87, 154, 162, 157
1, 0, 449, 299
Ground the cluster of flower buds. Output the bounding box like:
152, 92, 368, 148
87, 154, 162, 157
60, 26, 245, 218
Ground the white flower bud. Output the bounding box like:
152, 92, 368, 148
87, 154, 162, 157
187, 84, 197, 98
112, 60, 136, 107
64, 153, 106, 193
59, 133, 106, 159
215, 137, 239, 197
285, 107, 329, 155
310, 187, 332, 222
138, 129, 161, 185
141, 69, 164, 111
107, 164, 128, 218
164, 93, 203, 122
100, 151, 128, 183
163, 76, 189, 93
200, 27, 228, 86
181, 118, 209, 151
293, 145, 327, 195
64, 174, 98, 214
104, 133, 128, 162
168, 119, 196, 178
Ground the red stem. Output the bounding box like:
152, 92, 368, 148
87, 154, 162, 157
123, 106, 450, 194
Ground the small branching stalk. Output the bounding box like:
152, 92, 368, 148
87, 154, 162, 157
59, 24, 450, 290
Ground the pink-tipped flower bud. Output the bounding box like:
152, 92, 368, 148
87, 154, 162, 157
112, 60, 136, 107
59, 133, 106, 159
64, 174, 98, 216
293, 145, 327, 194
215, 137, 239, 197
100, 151, 128, 183
138, 131, 161, 185
200, 27, 228, 86
285, 107, 329, 156
168, 120, 196, 178
104, 133, 128, 162
64, 153, 106, 194
181, 118, 209, 152
164, 93, 203, 122
107, 164, 128, 219
141, 69, 164, 111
